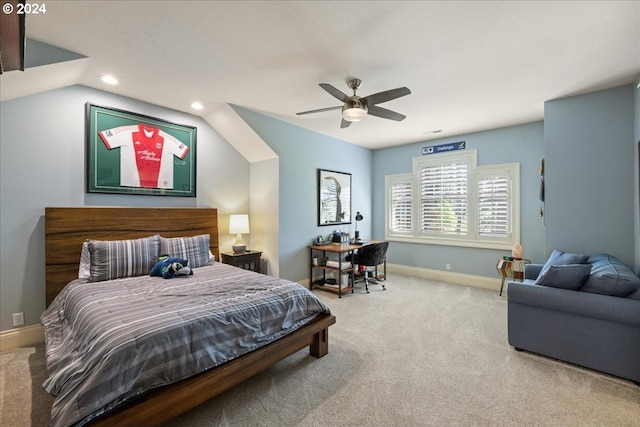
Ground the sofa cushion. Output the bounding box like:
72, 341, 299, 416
535, 264, 592, 290
626, 288, 640, 301
581, 254, 640, 297
533, 249, 589, 286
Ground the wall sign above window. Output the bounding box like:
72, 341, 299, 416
422, 141, 465, 155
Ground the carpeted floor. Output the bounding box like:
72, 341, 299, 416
2, 274, 639, 426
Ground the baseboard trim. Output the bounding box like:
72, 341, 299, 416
386, 263, 501, 291
299, 263, 501, 292
0, 324, 44, 352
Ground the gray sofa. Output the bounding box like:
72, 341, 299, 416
507, 251, 640, 384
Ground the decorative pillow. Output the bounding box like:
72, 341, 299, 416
580, 254, 640, 297
534, 249, 589, 285
78, 241, 91, 279
87, 235, 160, 282
150, 256, 192, 279
534, 264, 592, 290
160, 234, 211, 268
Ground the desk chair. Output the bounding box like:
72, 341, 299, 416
351, 241, 389, 293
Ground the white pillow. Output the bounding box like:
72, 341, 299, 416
79, 241, 91, 279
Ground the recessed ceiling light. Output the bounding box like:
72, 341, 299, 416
100, 75, 118, 85
191, 102, 204, 110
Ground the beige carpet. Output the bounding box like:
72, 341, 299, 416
2, 274, 639, 426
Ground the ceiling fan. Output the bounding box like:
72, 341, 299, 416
296, 79, 411, 128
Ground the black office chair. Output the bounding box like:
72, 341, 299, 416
351, 241, 389, 293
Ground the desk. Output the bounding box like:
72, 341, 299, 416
496, 258, 530, 296
308, 243, 361, 297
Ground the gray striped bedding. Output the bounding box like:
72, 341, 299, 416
41, 262, 331, 427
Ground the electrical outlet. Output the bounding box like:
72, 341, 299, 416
445, 263, 451, 271
12, 312, 24, 327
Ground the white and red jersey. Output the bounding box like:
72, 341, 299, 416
99, 124, 189, 189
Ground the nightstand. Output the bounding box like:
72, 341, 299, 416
221, 251, 262, 273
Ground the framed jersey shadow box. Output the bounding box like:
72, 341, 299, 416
86, 103, 197, 197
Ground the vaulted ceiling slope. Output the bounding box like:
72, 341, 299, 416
1, 1, 638, 149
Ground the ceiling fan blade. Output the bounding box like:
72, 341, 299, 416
296, 106, 343, 116
340, 118, 352, 128
362, 87, 411, 106
320, 83, 349, 102
367, 105, 406, 121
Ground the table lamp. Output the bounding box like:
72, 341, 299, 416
354, 211, 363, 240
229, 214, 250, 253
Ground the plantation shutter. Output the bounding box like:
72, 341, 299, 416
390, 180, 413, 232
477, 172, 510, 238
419, 161, 468, 235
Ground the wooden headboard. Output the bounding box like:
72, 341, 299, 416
45, 207, 219, 307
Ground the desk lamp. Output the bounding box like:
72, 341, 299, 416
354, 211, 363, 240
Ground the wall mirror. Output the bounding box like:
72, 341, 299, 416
318, 169, 351, 226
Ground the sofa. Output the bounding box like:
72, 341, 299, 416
507, 250, 640, 384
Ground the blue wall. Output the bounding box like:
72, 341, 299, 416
232, 105, 372, 282
372, 122, 545, 277
544, 84, 635, 267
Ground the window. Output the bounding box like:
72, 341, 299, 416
385, 150, 519, 249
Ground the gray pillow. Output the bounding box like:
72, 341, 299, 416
160, 234, 211, 268
535, 249, 589, 283
87, 235, 160, 282
534, 264, 592, 290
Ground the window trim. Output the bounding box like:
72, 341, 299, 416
385, 150, 520, 250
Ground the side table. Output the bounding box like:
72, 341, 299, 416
221, 250, 262, 273
496, 258, 531, 296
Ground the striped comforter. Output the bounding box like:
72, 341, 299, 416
41, 262, 331, 427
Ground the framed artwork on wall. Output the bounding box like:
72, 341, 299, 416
86, 103, 197, 197
318, 169, 351, 226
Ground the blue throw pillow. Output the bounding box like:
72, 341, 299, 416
581, 254, 640, 297
534, 249, 589, 286
535, 264, 592, 290
150, 256, 191, 279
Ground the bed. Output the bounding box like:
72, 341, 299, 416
42, 207, 335, 427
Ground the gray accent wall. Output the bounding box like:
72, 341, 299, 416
231, 105, 372, 283
372, 122, 546, 277
635, 79, 640, 275
0, 85, 250, 331
544, 84, 635, 267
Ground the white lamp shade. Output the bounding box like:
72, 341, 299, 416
229, 214, 250, 234
342, 107, 367, 122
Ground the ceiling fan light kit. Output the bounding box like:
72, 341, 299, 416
342, 105, 367, 122
297, 78, 411, 128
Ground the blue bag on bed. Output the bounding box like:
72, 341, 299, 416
150, 256, 193, 279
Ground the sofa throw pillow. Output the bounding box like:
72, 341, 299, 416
581, 254, 640, 297
159, 234, 211, 268
533, 249, 589, 286
87, 235, 160, 282
534, 264, 592, 290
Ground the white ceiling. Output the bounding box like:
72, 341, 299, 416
2, 1, 639, 150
